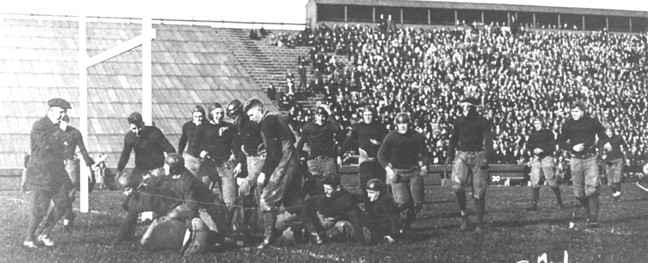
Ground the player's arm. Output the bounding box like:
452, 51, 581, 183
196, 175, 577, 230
178, 123, 189, 156
295, 123, 310, 156
117, 135, 134, 173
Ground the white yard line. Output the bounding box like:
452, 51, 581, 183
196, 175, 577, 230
274, 247, 347, 262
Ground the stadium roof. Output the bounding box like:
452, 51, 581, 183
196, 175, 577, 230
309, 0, 648, 16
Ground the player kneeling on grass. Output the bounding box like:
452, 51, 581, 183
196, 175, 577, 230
114, 154, 234, 248
365, 179, 399, 243
144, 153, 235, 254
317, 175, 369, 244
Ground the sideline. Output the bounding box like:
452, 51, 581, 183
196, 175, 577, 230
273, 247, 348, 262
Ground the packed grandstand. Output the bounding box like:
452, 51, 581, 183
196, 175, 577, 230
271, 22, 647, 172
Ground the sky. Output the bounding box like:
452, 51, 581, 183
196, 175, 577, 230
1, 0, 646, 24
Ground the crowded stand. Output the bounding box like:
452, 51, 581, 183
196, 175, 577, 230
273, 22, 647, 173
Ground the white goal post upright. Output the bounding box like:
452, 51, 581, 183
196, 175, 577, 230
78, 15, 89, 213
78, 15, 156, 213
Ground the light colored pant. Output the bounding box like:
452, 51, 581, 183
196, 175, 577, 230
529, 156, 557, 189
452, 150, 488, 199
605, 158, 624, 185
390, 167, 424, 210
570, 156, 600, 198
216, 161, 238, 206
183, 153, 203, 178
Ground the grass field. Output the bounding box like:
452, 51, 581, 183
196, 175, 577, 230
2, 179, 648, 263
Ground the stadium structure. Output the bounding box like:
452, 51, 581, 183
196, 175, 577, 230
0, 0, 646, 183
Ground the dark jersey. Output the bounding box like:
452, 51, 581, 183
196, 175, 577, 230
117, 126, 175, 171
178, 121, 199, 156
559, 116, 607, 156
378, 130, 430, 169
366, 194, 400, 237
450, 114, 492, 152
169, 168, 215, 218
599, 135, 627, 161
318, 189, 366, 243
527, 129, 556, 158
62, 126, 94, 165
297, 119, 341, 158
192, 122, 242, 164
238, 118, 264, 156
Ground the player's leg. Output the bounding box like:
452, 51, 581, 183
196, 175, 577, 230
472, 151, 488, 231
307, 159, 325, 195
609, 159, 623, 202
408, 170, 424, 230
452, 152, 470, 230
570, 157, 589, 219
527, 158, 542, 211
217, 163, 238, 229
583, 156, 601, 224
542, 157, 563, 209
389, 171, 412, 231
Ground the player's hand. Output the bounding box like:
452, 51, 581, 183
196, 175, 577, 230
337, 156, 343, 167
218, 127, 228, 136
533, 148, 543, 155
384, 235, 394, 243
257, 172, 266, 186
385, 166, 397, 184
59, 119, 69, 131
200, 150, 208, 159
419, 165, 428, 177
573, 143, 585, 152
369, 139, 380, 145
233, 163, 242, 176
604, 142, 612, 152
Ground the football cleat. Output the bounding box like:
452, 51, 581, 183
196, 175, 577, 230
37, 235, 55, 247
23, 240, 38, 249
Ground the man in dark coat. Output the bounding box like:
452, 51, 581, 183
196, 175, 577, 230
23, 98, 73, 248
41, 115, 95, 232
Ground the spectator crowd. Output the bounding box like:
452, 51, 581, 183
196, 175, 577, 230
271, 22, 647, 174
